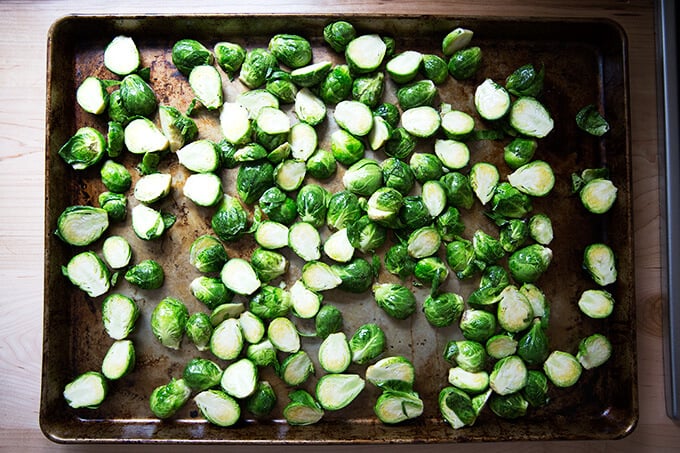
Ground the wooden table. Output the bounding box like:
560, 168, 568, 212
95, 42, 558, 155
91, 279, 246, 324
1, 0, 677, 451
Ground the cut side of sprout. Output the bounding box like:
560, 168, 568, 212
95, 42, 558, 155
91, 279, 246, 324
56, 206, 109, 247
221, 358, 258, 399
442, 27, 474, 56
290, 279, 322, 319
474, 78, 511, 121
507, 160, 555, 197
194, 390, 241, 427
238, 311, 265, 344
274, 159, 307, 191
76, 77, 108, 115
543, 350, 582, 387
102, 235, 132, 269
220, 102, 252, 145
104, 36, 140, 76
267, 317, 301, 353
323, 228, 355, 263
386, 50, 423, 83
133, 173, 172, 204
210, 318, 244, 360
489, 355, 528, 395
316, 374, 365, 410
237, 89, 279, 119
183, 173, 223, 207
578, 289, 615, 319
435, 139, 470, 170
345, 34, 387, 73
281, 351, 315, 386
189, 64, 223, 110
131, 204, 164, 240
318, 332, 351, 373
124, 118, 169, 154
294, 88, 327, 126
509, 97, 554, 138
101, 339, 135, 380
176, 139, 220, 173
288, 222, 321, 261
220, 258, 261, 296
448, 367, 489, 394
301, 261, 342, 292
368, 115, 391, 151
422, 180, 448, 217
469, 162, 499, 205
334, 100, 373, 136
577, 334, 612, 369
102, 294, 139, 340
401, 106, 441, 138
63, 372, 108, 409
441, 110, 475, 139
289, 121, 318, 161
63, 251, 110, 298
254, 221, 289, 250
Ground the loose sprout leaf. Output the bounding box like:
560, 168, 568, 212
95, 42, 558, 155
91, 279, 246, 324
576, 104, 610, 136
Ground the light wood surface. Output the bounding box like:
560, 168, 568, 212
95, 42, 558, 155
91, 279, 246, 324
1, 0, 678, 451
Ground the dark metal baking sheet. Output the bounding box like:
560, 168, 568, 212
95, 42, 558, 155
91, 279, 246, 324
41, 14, 636, 443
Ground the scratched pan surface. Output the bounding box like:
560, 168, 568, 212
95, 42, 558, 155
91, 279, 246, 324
41, 15, 635, 444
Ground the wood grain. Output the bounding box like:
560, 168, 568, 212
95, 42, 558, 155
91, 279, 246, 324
1, 0, 677, 451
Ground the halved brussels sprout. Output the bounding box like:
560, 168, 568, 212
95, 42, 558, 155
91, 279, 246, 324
133, 172, 172, 204
172, 39, 213, 76
486, 334, 518, 360
366, 356, 415, 391
195, 390, 240, 427
509, 97, 554, 138
489, 355, 528, 395
318, 332, 352, 373
438, 386, 476, 429
578, 288, 615, 319
372, 283, 417, 320
290, 279, 322, 319
421, 53, 449, 84
442, 27, 474, 56
124, 117, 169, 154
290, 61, 333, 88
384, 127, 416, 160
63, 371, 108, 409
280, 350, 315, 386
528, 213, 553, 245
577, 333, 612, 369
211, 318, 244, 361
489, 392, 528, 420
399, 196, 432, 231
316, 374, 365, 411
469, 162, 499, 205
102, 293, 139, 340
237, 311, 265, 345
274, 159, 306, 192
507, 160, 555, 197
158, 105, 198, 152
301, 261, 342, 292
58, 127, 106, 170
583, 243, 618, 286
334, 100, 374, 137
386, 50, 422, 83
125, 259, 164, 289
150, 297, 188, 350
496, 285, 534, 333
76, 76, 109, 115
267, 316, 300, 353
523, 370, 550, 407
492, 182, 533, 218
422, 180, 448, 218
407, 226, 441, 259
345, 34, 387, 74
288, 221, 322, 262
506, 63, 545, 97
440, 172, 474, 210
348, 323, 386, 365
219, 102, 252, 145
101, 236, 131, 270
254, 221, 289, 250
441, 110, 475, 140
182, 357, 222, 392
221, 358, 258, 399
295, 88, 327, 126
188, 235, 228, 273
331, 129, 365, 166
104, 35, 140, 76
246, 339, 278, 368
579, 178, 618, 214
119, 74, 157, 118
343, 158, 383, 197
323, 228, 355, 263
189, 64, 223, 110
101, 339, 135, 380
368, 115, 392, 151
55, 205, 109, 247
374, 390, 424, 424
474, 78, 510, 120
183, 173, 222, 207
517, 319, 549, 365
436, 206, 465, 241
284, 390, 324, 425
190, 276, 233, 310
209, 303, 246, 327
220, 258, 261, 296
62, 251, 110, 298
448, 366, 489, 394
396, 79, 436, 109
503, 137, 537, 170
543, 350, 582, 387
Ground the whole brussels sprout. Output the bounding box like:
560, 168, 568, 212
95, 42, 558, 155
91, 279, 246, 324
372, 283, 417, 320
120, 74, 157, 118
342, 158, 383, 197
326, 190, 363, 230
523, 370, 549, 407
352, 72, 385, 108
239, 48, 277, 89
296, 184, 330, 228
172, 39, 213, 76
99, 192, 127, 221
439, 386, 477, 429
384, 243, 416, 279
448, 47, 482, 80
423, 292, 464, 327
409, 152, 444, 184
445, 238, 481, 279
504, 137, 537, 170
183, 357, 223, 391
150, 378, 192, 419
467, 265, 510, 307
259, 187, 298, 225
421, 53, 448, 84
381, 157, 415, 196
489, 392, 528, 420
332, 258, 374, 293
251, 248, 288, 283
185, 313, 214, 352
214, 41, 246, 79
508, 244, 553, 283
472, 229, 505, 265
100, 160, 132, 193
211, 195, 248, 242
125, 259, 164, 290
266, 69, 298, 104
349, 323, 386, 364
347, 215, 387, 254
505, 63, 545, 97
150, 297, 188, 350
324, 20, 356, 52
269, 34, 312, 68
320, 64, 353, 104
440, 172, 474, 210
499, 218, 529, 253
